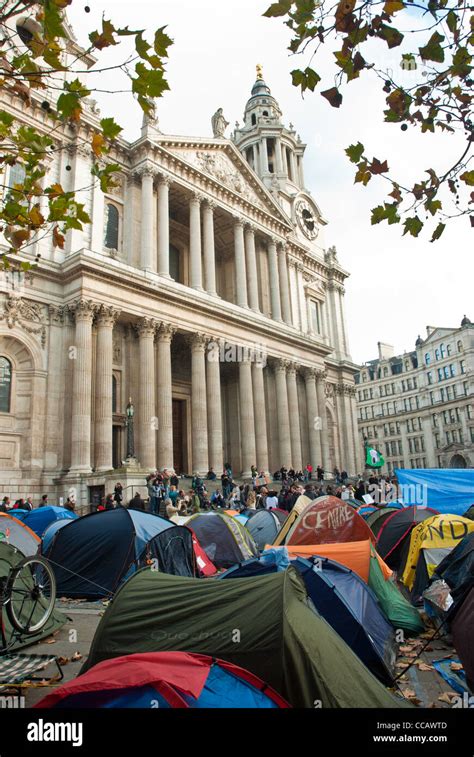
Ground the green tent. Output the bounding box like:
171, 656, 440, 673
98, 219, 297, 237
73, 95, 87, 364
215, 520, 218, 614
82, 566, 409, 708
0, 542, 68, 650
368, 551, 424, 635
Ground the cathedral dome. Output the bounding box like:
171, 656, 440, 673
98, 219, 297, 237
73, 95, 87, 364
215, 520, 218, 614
461, 314, 471, 326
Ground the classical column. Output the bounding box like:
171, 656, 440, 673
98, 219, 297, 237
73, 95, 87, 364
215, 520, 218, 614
304, 368, 323, 471
156, 322, 175, 470
136, 317, 157, 470
95, 305, 119, 471
260, 137, 269, 174
234, 218, 248, 308
287, 363, 302, 470
206, 337, 223, 473
306, 294, 314, 335
157, 173, 171, 277
244, 223, 260, 312
316, 369, 331, 476
190, 333, 209, 474
139, 163, 156, 271
203, 200, 217, 296
239, 354, 256, 476
274, 360, 292, 467
275, 137, 283, 173
267, 238, 282, 322
70, 300, 96, 472
252, 360, 269, 473
340, 383, 356, 476
278, 243, 292, 326
189, 193, 203, 290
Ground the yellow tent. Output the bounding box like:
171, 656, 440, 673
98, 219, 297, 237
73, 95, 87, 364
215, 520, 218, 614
272, 495, 311, 546
401, 513, 474, 592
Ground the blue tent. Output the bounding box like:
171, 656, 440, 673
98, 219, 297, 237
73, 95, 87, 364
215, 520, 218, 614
13, 505, 77, 537
245, 509, 281, 550
42, 508, 196, 599
41, 518, 74, 553
395, 469, 474, 515
218, 551, 397, 685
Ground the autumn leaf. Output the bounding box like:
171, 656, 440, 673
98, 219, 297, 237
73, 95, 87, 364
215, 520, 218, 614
460, 170, 474, 186
369, 158, 389, 174
383, 0, 404, 14
321, 87, 343, 108
53, 225, 65, 249
345, 142, 365, 163
91, 132, 105, 158
403, 215, 423, 237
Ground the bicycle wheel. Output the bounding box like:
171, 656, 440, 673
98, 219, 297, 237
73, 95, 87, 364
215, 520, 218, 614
6, 555, 56, 634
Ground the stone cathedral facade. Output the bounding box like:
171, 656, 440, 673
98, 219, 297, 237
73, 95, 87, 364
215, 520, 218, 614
0, 47, 362, 504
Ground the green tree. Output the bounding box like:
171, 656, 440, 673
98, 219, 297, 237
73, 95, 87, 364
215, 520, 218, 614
0, 0, 172, 268
264, 0, 473, 240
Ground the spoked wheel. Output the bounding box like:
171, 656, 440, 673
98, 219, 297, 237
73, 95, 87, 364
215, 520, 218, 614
6, 556, 56, 634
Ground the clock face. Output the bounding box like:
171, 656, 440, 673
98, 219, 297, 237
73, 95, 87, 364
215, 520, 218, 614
295, 199, 318, 240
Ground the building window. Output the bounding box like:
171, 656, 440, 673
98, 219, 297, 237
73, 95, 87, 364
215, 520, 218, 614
447, 344, 452, 356
112, 375, 118, 413
104, 202, 120, 250
309, 299, 321, 333
251, 113, 256, 126
438, 368, 443, 381
425, 353, 431, 365
435, 348, 440, 361
440, 343, 446, 358
457, 340, 463, 353
0, 357, 12, 413
460, 360, 466, 374
8, 163, 26, 189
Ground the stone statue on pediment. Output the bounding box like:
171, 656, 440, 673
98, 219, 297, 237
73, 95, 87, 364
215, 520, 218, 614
211, 108, 229, 138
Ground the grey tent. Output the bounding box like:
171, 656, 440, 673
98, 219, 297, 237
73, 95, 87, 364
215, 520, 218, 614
245, 509, 281, 550
186, 512, 258, 568
82, 566, 409, 708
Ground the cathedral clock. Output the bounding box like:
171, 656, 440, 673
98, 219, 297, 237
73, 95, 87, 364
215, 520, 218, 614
295, 199, 318, 240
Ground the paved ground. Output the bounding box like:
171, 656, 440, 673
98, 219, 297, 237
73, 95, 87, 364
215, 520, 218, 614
20, 601, 103, 707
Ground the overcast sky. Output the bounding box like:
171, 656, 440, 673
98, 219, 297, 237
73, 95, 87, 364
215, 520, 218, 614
68, 0, 471, 364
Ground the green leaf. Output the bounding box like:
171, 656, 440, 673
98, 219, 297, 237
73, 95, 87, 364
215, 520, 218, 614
154, 27, 173, 57
460, 170, 474, 186
430, 222, 446, 241
419, 32, 445, 63
100, 118, 123, 140
345, 142, 365, 163
263, 1, 292, 17
425, 198, 442, 215
370, 202, 400, 225
445, 11, 457, 34
451, 47, 471, 78
321, 87, 343, 108
403, 215, 423, 237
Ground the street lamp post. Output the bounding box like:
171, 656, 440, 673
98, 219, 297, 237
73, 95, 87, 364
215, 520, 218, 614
126, 397, 135, 459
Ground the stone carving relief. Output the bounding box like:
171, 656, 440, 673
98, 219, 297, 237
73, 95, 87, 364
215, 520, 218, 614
0, 293, 47, 348
178, 150, 265, 209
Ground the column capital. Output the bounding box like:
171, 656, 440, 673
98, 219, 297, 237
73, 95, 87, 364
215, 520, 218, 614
203, 198, 217, 211
244, 221, 257, 235
314, 367, 327, 381
96, 304, 120, 328
137, 162, 157, 180
188, 332, 207, 351
273, 357, 290, 373
48, 304, 64, 325
135, 317, 158, 338
156, 171, 172, 187
190, 190, 205, 205
156, 322, 176, 342
302, 366, 317, 381
69, 299, 98, 323
233, 214, 245, 228
277, 241, 288, 253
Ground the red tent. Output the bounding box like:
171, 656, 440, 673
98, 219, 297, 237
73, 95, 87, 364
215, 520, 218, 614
286, 496, 376, 546
191, 531, 216, 576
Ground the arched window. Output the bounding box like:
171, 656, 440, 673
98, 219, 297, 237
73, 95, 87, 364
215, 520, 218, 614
435, 348, 440, 360
251, 114, 256, 126
425, 352, 430, 365
104, 203, 119, 250
457, 340, 463, 352
0, 357, 12, 413
440, 343, 446, 358
262, 110, 269, 116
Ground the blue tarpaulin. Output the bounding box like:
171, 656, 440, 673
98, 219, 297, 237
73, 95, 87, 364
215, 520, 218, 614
395, 469, 474, 515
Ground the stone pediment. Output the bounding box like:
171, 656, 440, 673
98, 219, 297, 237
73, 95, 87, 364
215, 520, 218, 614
159, 139, 290, 223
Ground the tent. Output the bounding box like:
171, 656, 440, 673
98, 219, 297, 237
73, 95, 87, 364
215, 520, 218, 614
464, 505, 474, 522
0, 542, 67, 650
143, 526, 197, 578
277, 543, 424, 635
190, 532, 217, 577
284, 496, 376, 547
0, 512, 40, 556
35, 652, 290, 709
245, 509, 281, 550
401, 514, 474, 599
434, 533, 474, 605
43, 508, 198, 599
272, 495, 312, 546
12, 506, 77, 538
81, 567, 408, 708
41, 519, 72, 554
365, 507, 400, 539
186, 512, 258, 568
376, 506, 439, 569
219, 554, 397, 685
358, 506, 378, 519
269, 508, 288, 524
449, 583, 474, 692
395, 468, 474, 515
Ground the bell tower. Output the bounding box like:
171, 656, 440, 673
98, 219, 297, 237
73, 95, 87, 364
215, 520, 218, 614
233, 65, 307, 196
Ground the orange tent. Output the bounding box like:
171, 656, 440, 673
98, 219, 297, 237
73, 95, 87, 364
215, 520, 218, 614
265, 540, 392, 583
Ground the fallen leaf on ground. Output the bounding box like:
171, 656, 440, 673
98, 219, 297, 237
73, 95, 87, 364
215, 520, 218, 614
416, 662, 434, 672
57, 656, 69, 665
45, 638, 56, 644
450, 662, 463, 671
71, 652, 83, 661
438, 691, 457, 703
